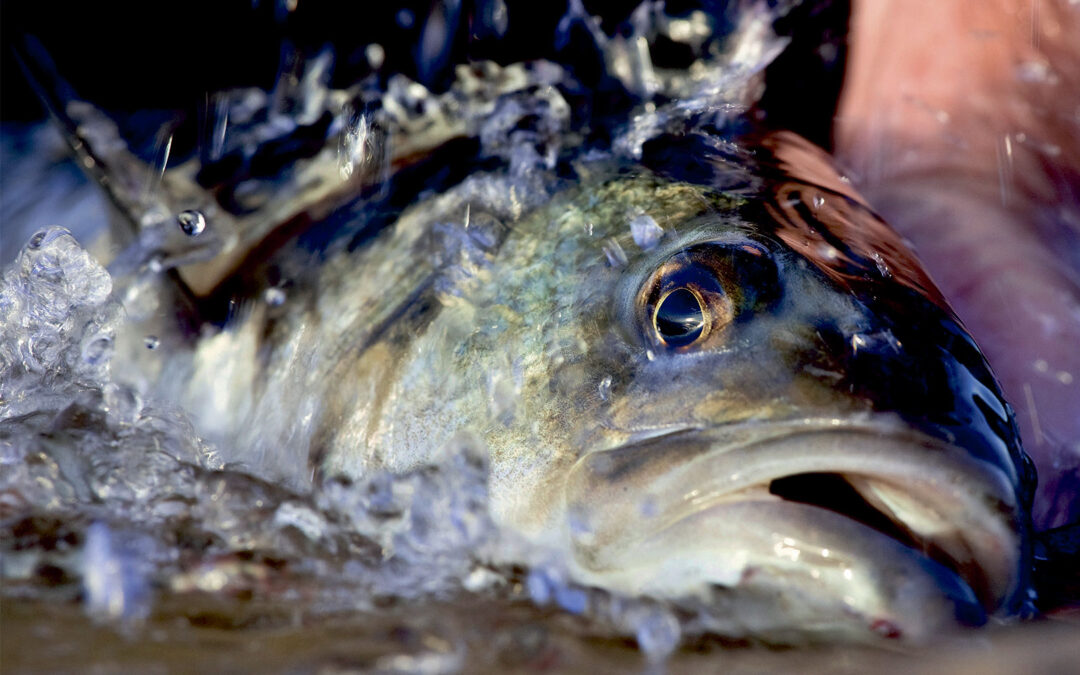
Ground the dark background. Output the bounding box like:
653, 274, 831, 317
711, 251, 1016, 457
2, 0, 848, 150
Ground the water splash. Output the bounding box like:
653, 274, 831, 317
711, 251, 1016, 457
82, 521, 152, 628
0, 227, 730, 662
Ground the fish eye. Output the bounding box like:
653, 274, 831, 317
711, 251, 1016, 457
634, 238, 779, 351
654, 287, 707, 347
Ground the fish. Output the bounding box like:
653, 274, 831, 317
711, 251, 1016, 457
160, 121, 1031, 642
2, 0, 1057, 649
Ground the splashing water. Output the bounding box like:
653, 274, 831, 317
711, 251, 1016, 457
1, 227, 700, 665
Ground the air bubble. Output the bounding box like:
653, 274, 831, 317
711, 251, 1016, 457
177, 210, 206, 237
264, 287, 287, 306
144, 336, 159, 350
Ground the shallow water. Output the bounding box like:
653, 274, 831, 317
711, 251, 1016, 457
4, 595, 1080, 673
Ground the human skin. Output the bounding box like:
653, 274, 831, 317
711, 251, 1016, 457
836, 0, 1080, 528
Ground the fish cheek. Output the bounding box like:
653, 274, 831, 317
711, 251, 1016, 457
692, 385, 781, 425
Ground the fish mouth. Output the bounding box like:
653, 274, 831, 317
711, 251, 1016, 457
564, 421, 1025, 642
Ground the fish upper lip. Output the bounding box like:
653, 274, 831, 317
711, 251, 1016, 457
566, 420, 1023, 617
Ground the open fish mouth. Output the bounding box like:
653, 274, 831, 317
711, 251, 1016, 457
565, 420, 1025, 642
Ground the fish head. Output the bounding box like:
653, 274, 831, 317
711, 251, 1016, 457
475, 132, 1034, 642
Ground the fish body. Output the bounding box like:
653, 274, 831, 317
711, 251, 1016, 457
176, 128, 1033, 642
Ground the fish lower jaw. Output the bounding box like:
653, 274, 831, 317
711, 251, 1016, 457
565, 497, 988, 644
563, 427, 1028, 643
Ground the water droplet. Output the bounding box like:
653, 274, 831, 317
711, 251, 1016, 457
526, 568, 553, 605
597, 375, 613, 401
26, 226, 70, 250
816, 243, 839, 261
812, 194, 825, 209
1016, 60, 1053, 83
264, 287, 287, 306
365, 43, 385, 70
555, 584, 588, 615
478, 0, 509, 37
629, 214, 663, 250
871, 252, 892, 278
144, 335, 159, 350
104, 383, 143, 425
602, 239, 628, 268
177, 210, 206, 237
145, 129, 174, 199
850, 334, 866, 355
338, 110, 386, 183
273, 501, 327, 541
82, 522, 150, 626
633, 606, 681, 661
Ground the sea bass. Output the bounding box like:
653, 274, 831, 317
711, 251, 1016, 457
7, 0, 1040, 647
171, 126, 1034, 642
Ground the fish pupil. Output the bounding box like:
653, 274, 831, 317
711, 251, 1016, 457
655, 288, 705, 346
